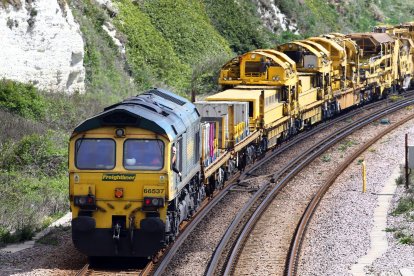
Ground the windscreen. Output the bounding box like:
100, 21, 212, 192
75, 139, 115, 170
124, 139, 164, 170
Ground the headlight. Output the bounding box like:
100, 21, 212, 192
74, 195, 96, 210
143, 197, 164, 208
115, 128, 125, 137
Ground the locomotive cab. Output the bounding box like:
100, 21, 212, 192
69, 88, 202, 257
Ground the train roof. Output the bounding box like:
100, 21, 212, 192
206, 86, 278, 101
73, 88, 199, 140
347, 32, 395, 44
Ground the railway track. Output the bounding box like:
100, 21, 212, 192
76, 92, 414, 276
286, 111, 414, 276
206, 94, 414, 275
76, 261, 151, 276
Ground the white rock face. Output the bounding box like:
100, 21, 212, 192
102, 21, 125, 55
0, 0, 85, 94
253, 0, 299, 34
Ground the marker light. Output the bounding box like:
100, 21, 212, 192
143, 197, 164, 208
115, 128, 125, 137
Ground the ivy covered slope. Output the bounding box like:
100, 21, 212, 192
277, 0, 414, 36
0, 74, 108, 245
89, 0, 414, 97
113, 0, 275, 95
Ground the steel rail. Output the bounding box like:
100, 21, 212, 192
152, 98, 382, 276
149, 96, 392, 276
212, 97, 414, 276
76, 264, 89, 276
152, 185, 232, 275
76, 92, 413, 276
286, 111, 414, 276
245, 92, 414, 181
139, 261, 154, 276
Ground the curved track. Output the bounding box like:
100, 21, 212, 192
206, 95, 414, 275
151, 99, 391, 275
76, 93, 414, 276
286, 111, 414, 276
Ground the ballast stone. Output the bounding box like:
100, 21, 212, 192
0, 0, 85, 94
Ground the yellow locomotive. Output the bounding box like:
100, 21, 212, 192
69, 23, 414, 258
69, 89, 205, 257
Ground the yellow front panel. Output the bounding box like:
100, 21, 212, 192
73, 183, 95, 195
69, 126, 171, 229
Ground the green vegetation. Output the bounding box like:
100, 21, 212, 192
396, 175, 405, 186
394, 230, 414, 245
384, 227, 398, 232
0, 80, 101, 246
0, 173, 67, 244
389, 95, 403, 102
321, 154, 331, 162
392, 196, 414, 216
399, 235, 414, 245
338, 139, 358, 152
376, 0, 414, 25
114, 0, 191, 93
203, 0, 274, 53
71, 0, 137, 104
1, 132, 67, 177
388, 171, 414, 245
0, 79, 47, 120
2, 0, 414, 247
113, 0, 236, 96
140, 0, 231, 64
275, 0, 414, 38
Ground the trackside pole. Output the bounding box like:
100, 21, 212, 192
362, 160, 367, 193
406, 133, 409, 189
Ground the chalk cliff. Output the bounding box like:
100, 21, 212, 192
0, 0, 85, 93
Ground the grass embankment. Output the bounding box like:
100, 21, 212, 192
113, 0, 237, 96
113, 0, 299, 96
274, 0, 376, 36
0, 79, 106, 246
71, 0, 138, 102
0, 1, 129, 246
386, 173, 414, 245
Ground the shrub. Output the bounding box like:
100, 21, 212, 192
43, 91, 104, 131
400, 235, 414, 245
0, 109, 47, 142
389, 95, 402, 102
114, 0, 191, 91
187, 54, 231, 96
0, 79, 47, 120
321, 154, 331, 162
140, 0, 232, 64
338, 139, 357, 152
1, 132, 67, 177
392, 196, 414, 216
71, 0, 138, 102
203, 0, 273, 53
384, 227, 398, 232
393, 230, 414, 245
395, 175, 404, 186
0, 173, 68, 240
